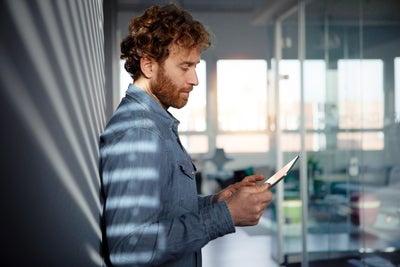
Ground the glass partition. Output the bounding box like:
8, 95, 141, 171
271, 0, 400, 265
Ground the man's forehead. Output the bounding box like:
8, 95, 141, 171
169, 44, 200, 63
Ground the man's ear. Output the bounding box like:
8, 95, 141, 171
140, 56, 154, 79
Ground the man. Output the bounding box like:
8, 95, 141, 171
99, 4, 273, 267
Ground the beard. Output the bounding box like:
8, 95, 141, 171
150, 66, 191, 109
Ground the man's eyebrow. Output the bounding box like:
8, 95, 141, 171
180, 60, 200, 66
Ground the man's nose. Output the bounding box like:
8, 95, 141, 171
188, 69, 199, 86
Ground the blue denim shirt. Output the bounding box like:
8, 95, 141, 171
99, 84, 235, 267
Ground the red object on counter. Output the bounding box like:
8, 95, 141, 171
350, 193, 380, 226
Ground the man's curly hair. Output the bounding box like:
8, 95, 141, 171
120, 4, 211, 79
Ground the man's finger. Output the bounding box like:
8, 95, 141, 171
243, 175, 264, 183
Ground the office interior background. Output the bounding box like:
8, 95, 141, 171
0, 0, 399, 266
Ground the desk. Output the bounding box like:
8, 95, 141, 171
315, 173, 347, 196
271, 223, 400, 265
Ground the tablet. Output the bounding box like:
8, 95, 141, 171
257, 155, 299, 187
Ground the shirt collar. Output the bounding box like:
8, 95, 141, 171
126, 83, 180, 130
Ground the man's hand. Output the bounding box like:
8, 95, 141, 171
225, 182, 272, 226
212, 175, 265, 203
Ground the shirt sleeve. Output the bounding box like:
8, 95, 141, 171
198, 195, 213, 208
100, 128, 235, 267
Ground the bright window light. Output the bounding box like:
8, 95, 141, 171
216, 60, 269, 153
338, 59, 384, 129
337, 59, 384, 151
279, 60, 326, 131
279, 60, 327, 152
120, 60, 132, 99
217, 59, 268, 132
337, 131, 384, 151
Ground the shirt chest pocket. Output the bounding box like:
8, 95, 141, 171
178, 159, 196, 180
174, 159, 198, 211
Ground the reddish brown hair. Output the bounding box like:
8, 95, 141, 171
120, 4, 211, 79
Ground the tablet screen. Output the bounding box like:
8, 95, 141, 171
259, 155, 299, 187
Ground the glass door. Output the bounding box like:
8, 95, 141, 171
271, 0, 400, 265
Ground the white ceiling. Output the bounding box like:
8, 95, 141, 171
115, 0, 400, 26
117, 0, 266, 13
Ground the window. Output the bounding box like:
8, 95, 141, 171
338, 59, 384, 129
280, 60, 326, 130
120, 60, 132, 99
278, 59, 384, 151
337, 132, 384, 150
281, 133, 326, 152
216, 60, 268, 152
279, 60, 327, 151
119, 57, 387, 154
337, 59, 384, 150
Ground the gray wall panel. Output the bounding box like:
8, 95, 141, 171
0, 0, 105, 266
